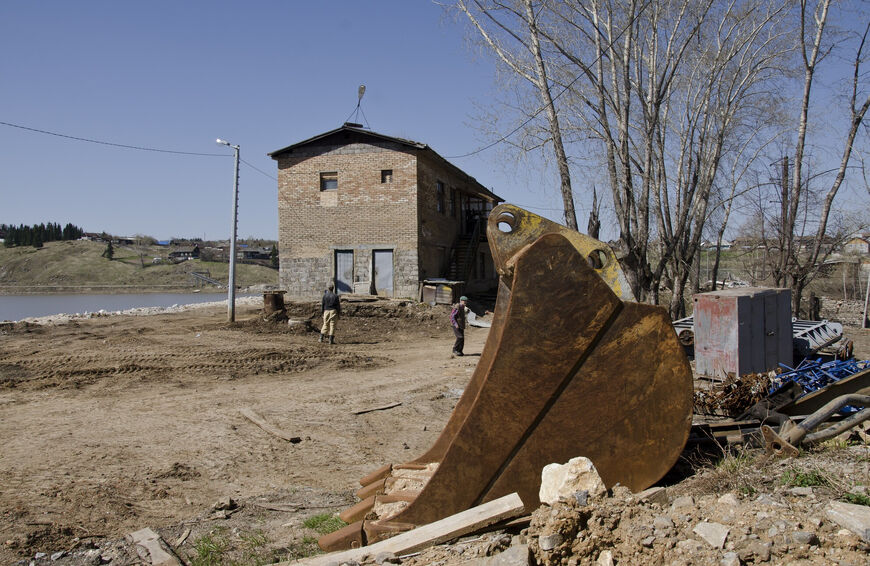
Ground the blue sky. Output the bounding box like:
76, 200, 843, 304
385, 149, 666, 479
2, 1, 867, 243
0, 0, 572, 241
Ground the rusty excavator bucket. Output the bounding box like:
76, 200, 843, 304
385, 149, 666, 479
319, 204, 693, 551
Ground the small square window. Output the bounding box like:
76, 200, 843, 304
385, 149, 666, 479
381, 169, 393, 183
320, 172, 338, 191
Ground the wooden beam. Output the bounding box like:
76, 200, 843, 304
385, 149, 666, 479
240, 408, 301, 443
285, 492, 525, 566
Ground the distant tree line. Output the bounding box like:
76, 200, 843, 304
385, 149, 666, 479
1, 222, 84, 248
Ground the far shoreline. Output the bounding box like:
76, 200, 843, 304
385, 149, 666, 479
0, 285, 261, 296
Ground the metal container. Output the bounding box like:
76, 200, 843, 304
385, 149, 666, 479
694, 287, 792, 377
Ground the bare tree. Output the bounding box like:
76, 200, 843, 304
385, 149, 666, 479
459, 0, 579, 229
771, 0, 870, 315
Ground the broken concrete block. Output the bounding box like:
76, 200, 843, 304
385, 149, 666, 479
480, 544, 530, 566
717, 493, 740, 507
636, 486, 669, 505
538, 533, 564, 551
671, 495, 695, 511
539, 457, 606, 505
597, 550, 614, 566
826, 501, 870, 542
693, 521, 730, 549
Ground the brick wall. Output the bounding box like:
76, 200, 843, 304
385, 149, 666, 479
275, 133, 419, 299
274, 130, 500, 299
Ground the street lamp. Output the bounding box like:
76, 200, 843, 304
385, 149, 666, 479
216, 138, 240, 322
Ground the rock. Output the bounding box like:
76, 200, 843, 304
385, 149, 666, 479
641, 535, 656, 547
671, 495, 695, 511
573, 490, 589, 507
694, 521, 730, 548
50, 551, 64, 561
479, 544, 530, 566
676, 539, 705, 553
213, 496, 237, 510
34, 553, 47, 560
721, 551, 740, 566
740, 540, 771, 562
790, 487, 814, 497
790, 531, 819, 545
538, 533, 564, 551
539, 457, 606, 505
597, 549, 614, 566
374, 551, 398, 564
825, 501, 870, 542
718, 493, 740, 507
653, 515, 674, 531
755, 494, 783, 507
636, 486, 669, 505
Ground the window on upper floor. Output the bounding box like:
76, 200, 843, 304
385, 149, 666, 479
381, 169, 393, 184
450, 188, 457, 217
436, 181, 445, 214
320, 172, 338, 191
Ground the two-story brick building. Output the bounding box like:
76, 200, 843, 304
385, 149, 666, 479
268, 124, 503, 300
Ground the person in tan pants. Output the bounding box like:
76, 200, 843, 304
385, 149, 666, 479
320, 282, 341, 344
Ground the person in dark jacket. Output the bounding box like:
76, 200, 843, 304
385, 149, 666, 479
450, 296, 468, 356
320, 282, 341, 344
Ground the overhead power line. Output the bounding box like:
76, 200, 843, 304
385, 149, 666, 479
241, 158, 277, 181
0, 120, 227, 156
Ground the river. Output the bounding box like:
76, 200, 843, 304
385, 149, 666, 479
0, 292, 249, 322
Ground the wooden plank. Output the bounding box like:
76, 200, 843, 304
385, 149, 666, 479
240, 408, 301, 443
287, 492, 525, 566
128, 527, 182, 566
352, 402, 402, 415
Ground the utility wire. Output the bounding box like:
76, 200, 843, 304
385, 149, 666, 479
0, 120, 227, 156
445, 8, 643, 160
241, 158, 277, 181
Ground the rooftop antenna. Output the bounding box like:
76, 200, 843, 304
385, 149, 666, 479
344, 84, 369, 128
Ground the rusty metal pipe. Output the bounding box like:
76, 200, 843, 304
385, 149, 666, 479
804, 407, 870, 444
783, 394, 870, 445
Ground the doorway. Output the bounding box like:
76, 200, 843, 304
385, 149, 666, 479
372, 250, 394, 297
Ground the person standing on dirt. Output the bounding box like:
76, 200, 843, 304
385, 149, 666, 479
450, 296, 468, 356
320, 282, 341, 344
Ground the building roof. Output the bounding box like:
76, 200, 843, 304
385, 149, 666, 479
268, 124, 427, 158
268, 124, 503, 203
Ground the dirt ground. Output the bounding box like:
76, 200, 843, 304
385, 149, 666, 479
1, 300, 868, 565
0, 299, 489, 564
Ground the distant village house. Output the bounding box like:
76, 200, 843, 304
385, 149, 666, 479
168, 245, 200, 261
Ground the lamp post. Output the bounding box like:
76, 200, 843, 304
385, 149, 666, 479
216, 138, 240, 322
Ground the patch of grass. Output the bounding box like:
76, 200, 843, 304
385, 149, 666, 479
237, 529, 273, 566
190, 528, 231, 566
715, 452, 755, 474
842, 492, 870, 506
279, 536, 321, 561
780, 467, 830, 488
302, 513, 347, 535
188, 528, 281, 566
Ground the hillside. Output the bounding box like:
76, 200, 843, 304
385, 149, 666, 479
0, 240, 278, 293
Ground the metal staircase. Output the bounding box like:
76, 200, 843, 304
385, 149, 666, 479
446, 217, 482, 282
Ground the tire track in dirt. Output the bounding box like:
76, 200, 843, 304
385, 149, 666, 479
0, 343, 391, 390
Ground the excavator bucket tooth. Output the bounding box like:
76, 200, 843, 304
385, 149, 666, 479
320, 204, 693, 551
